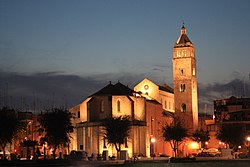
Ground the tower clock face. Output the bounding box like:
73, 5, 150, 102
144, 85, 149, 90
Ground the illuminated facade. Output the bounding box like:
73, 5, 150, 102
172, 25, 198, 133
70, 80, 175, 158
69, 25, 200, 158
134, 78, 174, 113
70, 82, 148, 158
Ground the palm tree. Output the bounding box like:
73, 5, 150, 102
162, 118, 188, 157
0, 107, 22, 159
39, 108, 73, 159
102, 115, 131, 159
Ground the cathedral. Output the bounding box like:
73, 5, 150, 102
69, 25, 198, 159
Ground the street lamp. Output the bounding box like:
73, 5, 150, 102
150, 117, 155, 158
151, 137, 156, 143
247, 136, 250, 142
150, 137, 156, 159
205, 141, 208, 148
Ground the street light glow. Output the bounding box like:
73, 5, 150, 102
189, 142, 199, 149
246, 136, 250, 142
151, 138, 156, 143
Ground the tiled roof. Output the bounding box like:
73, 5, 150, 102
176, 33, 192, 45
91, 82, 135, 96
159, 84, 174, 93
175, 25, 192, 46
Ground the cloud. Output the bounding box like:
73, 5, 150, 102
1, 70, 249, 115
0, 70, 148, 112
198, 78, 250, 114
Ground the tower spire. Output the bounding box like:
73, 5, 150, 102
175, 24, 192, 46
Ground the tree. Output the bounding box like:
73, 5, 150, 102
22, 140, 38, 160
39, 108, 73, 159
0, 107, 22, 159
192, 129, 210, 149
217, 123, 245, 150
102, 115, 131, 158
162, 118, 188, 157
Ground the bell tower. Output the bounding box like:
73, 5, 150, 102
172, 25, 198, 133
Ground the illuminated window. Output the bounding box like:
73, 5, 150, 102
117, 100, 121, 113
183, 50, 187, 57
181, 103, 186, 112
100, 100, 104, 113
180, 84, 186, 92
192, 68, 196, 76
177, 51, 181, 57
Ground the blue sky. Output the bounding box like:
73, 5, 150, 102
0, 0, 250, 113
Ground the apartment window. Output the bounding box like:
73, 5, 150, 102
100, 100, 104, 113
77, 111, 80, 118
117, 100, 121, 113
165, 100, 167, 109
169, 102, 171, 109
180, 84, 186, 92
181, 103, 186, 112
80, 145, 83, 150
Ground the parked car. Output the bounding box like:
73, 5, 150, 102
69, 150, 87, 160
203, 148, 221, 157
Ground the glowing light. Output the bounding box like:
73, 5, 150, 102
151, 138, 156, 143
246, 136, 250, 142
238, 146, 241, 149
189, 142, 199, 149
205, 141, 208, 145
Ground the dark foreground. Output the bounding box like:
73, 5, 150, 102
0, 158, 250, 167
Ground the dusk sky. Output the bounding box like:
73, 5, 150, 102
0, 0, 250, 114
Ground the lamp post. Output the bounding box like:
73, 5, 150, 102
246, 136, 250, 157
150, 137, 156, 159
150, 117, 154, 157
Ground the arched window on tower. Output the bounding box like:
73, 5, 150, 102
117, 100, 121, 113
192, 68, 196, 76
183, 50, 187, 57
180, 84, 186, 92
180, 68, 185, 76
181, 103, 186, 112
177, 51, 181, 57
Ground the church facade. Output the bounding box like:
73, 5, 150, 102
69, 25, 198, 158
